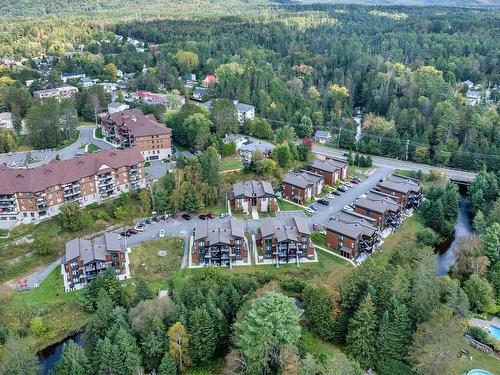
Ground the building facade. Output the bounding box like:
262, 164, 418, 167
0, 148, 146, 230
309, 158, 348, 186
282, 170, 324, 204
377, 174, 423, 209
100, 109, 172, 161
62, 232, 129, 291
354, 191, 403, 231
231, 180, 278, 214
257, 216, 315, 265
192, 218, 248, 267
33, 86, 78, 101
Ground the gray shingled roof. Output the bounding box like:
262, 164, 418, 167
233, 180, 275, 199
378, 175, 422, 194
355, 197, 400, 214
65, 233, 123, 265
314, 130, 332, 139
310, 158, 347, 174
194, 218, 245, 244
259, 216, 310, 241
326, 214, 378, 239
283, 170, 323, 189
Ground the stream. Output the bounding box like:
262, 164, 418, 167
38, 333, 85, 375
354, 107, 363, 142
435, 197, 473, 276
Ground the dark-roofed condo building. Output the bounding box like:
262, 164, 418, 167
0, 148, 146, 230
231, 180, 278, 214
63, 232, 129, 291
377, 174, 423, 209
192, 218, 248, 267
354, 191, 403, 231
310, 158, 348, 186
257, 216, 315, 266
282, 170, 324, 204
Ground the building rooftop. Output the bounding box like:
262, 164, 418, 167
194, 217, 245, 244
233, 180, 275, 199
100, 109, 171, 137
355, 196, 401, 214
314, 130, 332, 138
283, 170, 323, 189
0, 148, 144, 194
259, 216, 310, 240
65, 232, 123, 264
310, 158, 347, 174
378, 175, 422, 194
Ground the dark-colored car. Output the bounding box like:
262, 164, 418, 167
182, 214, 191, 220
338, 186, 348, 192
127, 228, 138, 235
351, 179, 359, 184
332, 190, 341, 196
317, 199, 329, 206
152, 216, 160, 222
313, 224, 321, 231
171, 213, 178, 219
120, 231, 131, 237
207, 213, 215, 219
145, 218, 152, 224
199, 214, 207, 220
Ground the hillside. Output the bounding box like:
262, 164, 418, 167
297, 0, 496, 7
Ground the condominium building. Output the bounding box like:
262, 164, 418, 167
100, 109, 172, 161
33, 85, 78, 101
377, 174, 423, 209
354, 191, 403, 231
282, 170, 324, 204
231, 180, 278, 214
0, 148, 146, 230
309, 158, 348, 186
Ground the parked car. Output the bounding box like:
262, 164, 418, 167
338, 186, 348, 192
159, 229, 165, 238
353, 177, 363, 183
199, 214, 207, 220
171, 213, 178, 218
351, 179, 359, 184
127, 228, 138, 235
313, 223, 321, 231
152, 216, 160, 222
343, 205, 354, 212
308, 204, 317, 211
207, 213, 215, 219
220, 213, 229, 218
120, 230, 131, 237
332, 190, 341, 195
145, 218, 152, 224
305, 207, 315, 214
134, 223, 145, 232
182, 214, 191, 220
345, 182, 353, 188
317, 199, 329, 206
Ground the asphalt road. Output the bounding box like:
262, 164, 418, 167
313, 144, 477, 183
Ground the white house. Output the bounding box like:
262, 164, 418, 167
223, 134, 247, 149
107, 102, 130, 114
203, 100, 255, 124
61, 72, 85, 83
0, 112, 13, 129
314, 130, 333, 144
79, 77, 94, 87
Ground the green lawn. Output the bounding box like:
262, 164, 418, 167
460, 347, 499, 374
95, 127, 104, 139
55, 132, 79, 151
87, 143, 101, 153
302, 330, 347, 358
278, 197, 304, 211
220, 157, 243, 171
129, 238, 184, 292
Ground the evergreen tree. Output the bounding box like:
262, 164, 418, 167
0, 336, 39, 375
92, 337, 114, 375
377, 296, 411, 361
158, 352, 177, 375
111, 328, 141, 375
188, 307, 217, 363
133, 279, 155, 305
481, 223, 500, 265
303, 284, 340, 341
52, 341, 89, 375
346, 293, 378, 369
141, 315, 167, 372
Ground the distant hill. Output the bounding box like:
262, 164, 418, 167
296, 0, 496, 8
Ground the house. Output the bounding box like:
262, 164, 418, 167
0, 112, 13, 129
192, 87, 209, 100
309, 158, 348, 186
203, 100, 255, 124
282, 170, 324, 204
107, 102, 130, 114
223, 134, 247, 150
192, 218, 247, 267
62, 232, 129, 292
100, 82, 119, 93
354, 191, 403, 231
257, 216, 315, 265
79, 77, 94, 87
314, 130, 332, 144
326, 211, 380, 259
239, 139, 274, 159
1, 56, 15, 66
0, 148, 146, 230
32, 86, 78, 101
128, 91, 185, 109
202, 74, 218, 87
377, 174, 423, 209
231, 180, 278, 214
61, 72, 85, 83
99, 109, 172, 161
466, 88, 482, 105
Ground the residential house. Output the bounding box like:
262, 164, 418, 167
377, 174, 423, 209
239, 139, 274, 160
100, 109, 172, 161
1, 56, 15, 66
203, 100, 255, 124
309, 158, 348, 186
326, 211, 380, 259
79, 77, 94, 87
223, 134, 247, 150
33, 86, 78, 101
354, 191, 403, 231
63, 232, 128, 291
107, 102, 130, 114
257, 216, 315, 265
0, 112, 12, 129
61, 72, 85, 83
0, 148, 146, 230
282, 170, 324, 204
202, 74, 218, 87
192, 218, 247, 267
231, 180, 278, 214
192, 87, 209, 100
314, 130, 333, 144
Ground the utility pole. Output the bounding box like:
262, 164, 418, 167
405, 139, 410, 162
337, 126, 342, 149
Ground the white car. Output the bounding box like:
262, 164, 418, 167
134, 223, 145, 232
159, 229, 165, 238
343, 205, 354, 212
326, 193, 335, 199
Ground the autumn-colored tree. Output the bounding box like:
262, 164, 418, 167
168, 322, 191, 372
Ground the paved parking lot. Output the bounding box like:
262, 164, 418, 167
276, 210, 307, 219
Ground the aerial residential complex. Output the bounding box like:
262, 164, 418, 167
377, 174, 424, 208
309, 158, 349, 186
282, 170, 325, 204
0, 148, 146, 230
32, 85, 78, 101
63, 232, 129, 292
192, 218, 248, 267
99, 109, 172, 161
231, 180, 278, 214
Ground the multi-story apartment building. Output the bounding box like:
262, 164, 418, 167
0, 148, 146, 230
100, 109, 172, 161
354, 191, 403, 231
192, 218, 247, 267
231, 180, 278, 214
62, 232, 129, 291
377, 174, 423, 209
309, 158, 348, 186
257, 216, 315, 265
326, 211, 380, 259
282, 170, 324, 204
33, 85, 78, 101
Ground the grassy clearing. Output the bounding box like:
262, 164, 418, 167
460, 347, 499, 374
278, 197, 304, 211
302, 330, 347, 357
220, 157, 243, 171
95, 127, 104, 139
1, 267, 90, 351
129, 238, 184, 292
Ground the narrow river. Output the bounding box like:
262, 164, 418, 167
435, 197, 473, 276
38, 333, 84, 375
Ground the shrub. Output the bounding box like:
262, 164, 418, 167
467, 326, 494, 347
30, 317, 47, 336
416, 227, 438, 246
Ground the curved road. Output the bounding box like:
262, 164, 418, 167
313, 144, 477, 183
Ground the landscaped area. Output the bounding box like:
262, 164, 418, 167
55, 132, 79, 151
278, 197, 304, 211
129, 238, 184, 292
220, 156, 244, 172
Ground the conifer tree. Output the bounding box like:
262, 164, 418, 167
346, 293, 378, 369
141, 315, 167, 372
52, 341, 89, 375
158, 352, 177, 375
188, 307, 217, 363
93, 337, 114, 375
378, 296, 411, 361
111, 327, 141, 375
